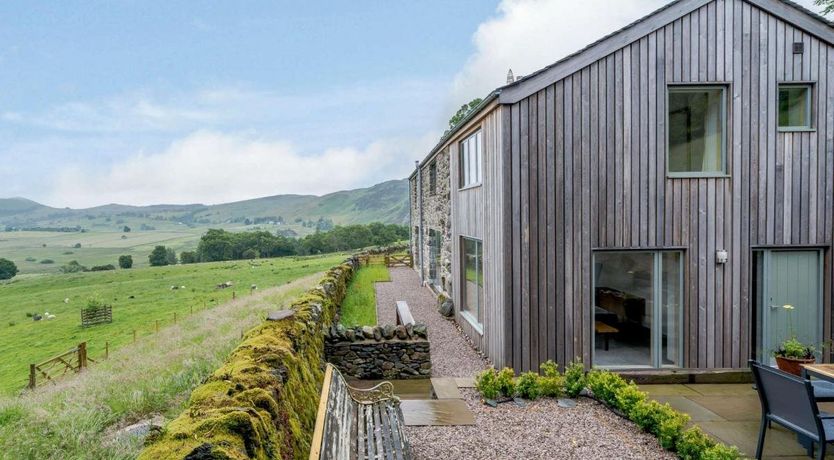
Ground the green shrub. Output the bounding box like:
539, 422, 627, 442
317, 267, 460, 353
614, 384, 647, 417
563, 360, 586, 397
39, 259, 54, 264
702, 443, 742, 460
538, 374, 564, 398
516, 372, 541, 400
540, 360, 559, 377
90, 264, 116, 271
657, 410, 690, 450
495, 367, 516, 397
475, 368, 500, 400
676, 426, 717, 460
586, 370, 627, 406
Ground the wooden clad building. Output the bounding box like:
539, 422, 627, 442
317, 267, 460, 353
410, 0, 834, 373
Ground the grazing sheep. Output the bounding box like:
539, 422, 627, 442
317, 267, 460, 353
63, 298, 69, 304
250, 284, 257, 290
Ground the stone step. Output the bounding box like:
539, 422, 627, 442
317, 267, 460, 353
400, 399, 475, 426
430, 378, 462, 399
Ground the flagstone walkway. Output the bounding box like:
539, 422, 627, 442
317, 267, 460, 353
642, 383, 834, 458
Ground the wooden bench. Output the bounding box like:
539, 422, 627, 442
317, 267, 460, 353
310, 364, 413, 460
395, 301, 415, 327
594, 321, 619, 351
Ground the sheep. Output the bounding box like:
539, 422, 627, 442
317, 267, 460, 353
63, 298, 69, 304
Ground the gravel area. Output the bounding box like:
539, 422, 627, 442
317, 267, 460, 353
406, 389, 676, 460
375, 268, 489, 378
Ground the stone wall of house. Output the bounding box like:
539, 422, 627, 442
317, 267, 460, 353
409, 177, 420, 262
324, 324, 431, 379
414, 148, 453, 296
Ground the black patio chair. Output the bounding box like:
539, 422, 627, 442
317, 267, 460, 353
749, 360, 834, 460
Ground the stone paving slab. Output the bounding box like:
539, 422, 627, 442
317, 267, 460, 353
651, 395, 724, 422
684, 383, 757, 396
401, 399, 476, 426
431, 378, 463, 399
697, 421, 812, 458
687, 395, 761, 422
639, 383, 701, 396
347, 378, 434, 400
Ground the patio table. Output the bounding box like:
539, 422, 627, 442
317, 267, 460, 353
796, 364, 834, 455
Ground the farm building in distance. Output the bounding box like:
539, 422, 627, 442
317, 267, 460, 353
410, 0, 834, 374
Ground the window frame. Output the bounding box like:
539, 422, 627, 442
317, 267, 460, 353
428, 160, 437, 195
591, 249, 685, 369
777, 82, 815, 132
459, 235, 484, 333
458, 129, 483, 189
666, 84, 729, 178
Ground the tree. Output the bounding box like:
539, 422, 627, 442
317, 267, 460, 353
165, 248, 178, 265
0, 258, 18, 280
149, 246, 169, 266
118, 255, 133, 269
242, 248, 259, 259
447, 98, 483, 132
73, 243, 82, 249
123, 225, 131, 233
816, 0, 834, 15
60, 260, 88, 273
179, 251, 198, 264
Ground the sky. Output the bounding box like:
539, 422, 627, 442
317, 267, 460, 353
0, 0, 826, 208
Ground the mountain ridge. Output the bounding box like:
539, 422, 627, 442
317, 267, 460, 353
0, 179, 410, 231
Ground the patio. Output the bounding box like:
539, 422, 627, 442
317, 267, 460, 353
642, 383, 834, 459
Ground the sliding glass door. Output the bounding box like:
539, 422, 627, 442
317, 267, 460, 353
593, 251, 683, 368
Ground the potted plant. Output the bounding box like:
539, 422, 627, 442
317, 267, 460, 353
773, 337, 816, 376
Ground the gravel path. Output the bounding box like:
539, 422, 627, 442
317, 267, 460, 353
406, 389, 676, 460
375, 268, 489, 378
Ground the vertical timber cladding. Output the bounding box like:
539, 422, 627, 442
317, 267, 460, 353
449, 106, 508, 368
504, 0, 834, 372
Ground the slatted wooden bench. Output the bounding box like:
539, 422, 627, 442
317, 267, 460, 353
395, 301, 415, 327
310, 364, 413, 460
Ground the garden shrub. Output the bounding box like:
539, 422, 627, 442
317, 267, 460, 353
495, 367, 516, 397
657, 410, 690, 450
475, 368, 500, 400
537, 374, 564, 398
515, 372, 540, 400
540, 360, 559, 377
586, 370, 627, 407
701, 443, 742, 459
676, 426, 717, 460
563, 360, 586, 397
614, 383, 647, 417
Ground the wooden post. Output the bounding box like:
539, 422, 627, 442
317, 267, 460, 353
133, 329, 137, 343
174, 312, 177, 324
232, 291, 236, 300
155, 320, 160, 333
28, 364, 36, 389
78, 342, 87, 370
105, 341, 109, 359
190, 305, 193, 315
385, 254, 390, 266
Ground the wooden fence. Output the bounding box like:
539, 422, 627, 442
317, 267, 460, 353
81, 305, 112, 327
28, 342, 89, 389
385, 253, 413, 268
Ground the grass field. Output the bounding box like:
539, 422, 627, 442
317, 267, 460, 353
339, 264, 390, 327
0, 253, 345, 394
0, 229, 205, 275
0, 273, 325, 459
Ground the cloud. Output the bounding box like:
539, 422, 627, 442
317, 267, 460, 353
449, 0, 828, 107
46, 130, 435, 208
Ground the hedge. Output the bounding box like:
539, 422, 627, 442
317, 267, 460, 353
138, 258, 358, 460
476, 362, 742, 460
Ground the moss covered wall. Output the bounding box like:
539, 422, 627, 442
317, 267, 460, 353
138, 258, 358, 460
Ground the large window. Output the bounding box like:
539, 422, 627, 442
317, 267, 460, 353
778, 84, 812, 130
593, 251, 683, 368
668, 86, 726, 176
461, 237, 483, 329
459, 130, 482, 187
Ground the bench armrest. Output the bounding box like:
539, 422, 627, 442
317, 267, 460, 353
346, 380, 398, 404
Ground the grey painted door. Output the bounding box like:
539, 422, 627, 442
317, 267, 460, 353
759, 250, 822, 364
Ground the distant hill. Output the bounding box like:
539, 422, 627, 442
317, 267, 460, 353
0, 179, 410, 234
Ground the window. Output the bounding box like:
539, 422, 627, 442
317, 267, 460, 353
461, 237, 483, 329
593, 251, 683, 368
428, 161, 437, 195
459, 130, 482, 187
778, 84, 812, 130
668, 86, 726, 176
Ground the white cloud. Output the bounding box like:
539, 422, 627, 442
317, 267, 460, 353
46, 130, 435, 208
450, 0, 829, 107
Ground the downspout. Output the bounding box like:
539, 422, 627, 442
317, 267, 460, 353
416, 160, 425, 282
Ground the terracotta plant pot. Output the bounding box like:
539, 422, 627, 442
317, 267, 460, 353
775, 355, 816, 376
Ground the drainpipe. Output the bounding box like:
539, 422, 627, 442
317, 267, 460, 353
416, 160, 425, 282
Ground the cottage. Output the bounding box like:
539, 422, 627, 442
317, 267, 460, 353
410, 0, 834, 375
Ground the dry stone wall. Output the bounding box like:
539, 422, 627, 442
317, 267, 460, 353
324, 324, 431, 379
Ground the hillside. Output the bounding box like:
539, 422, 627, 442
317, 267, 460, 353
0, 179, 410, 233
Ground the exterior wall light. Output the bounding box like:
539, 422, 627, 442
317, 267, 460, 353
716, 250, 728, 264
